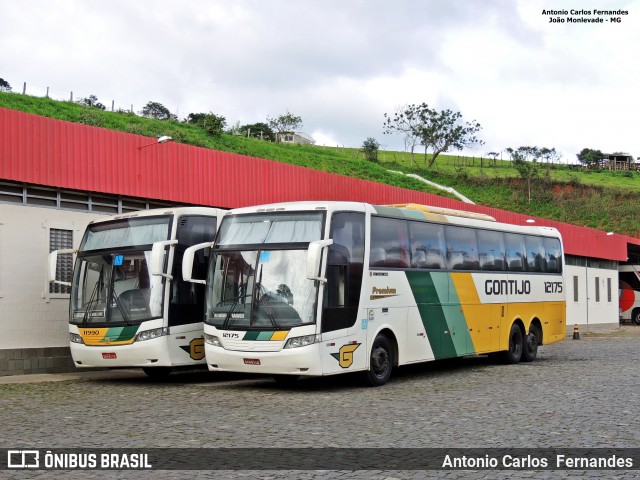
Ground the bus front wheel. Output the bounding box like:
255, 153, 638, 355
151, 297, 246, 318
633, 309, 640, 325
363, 334, 393, 387
502, 324, 523, 364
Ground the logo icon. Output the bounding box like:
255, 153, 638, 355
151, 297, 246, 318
8, 450, 39, 469
180, 338, 205, 360
330, 343, 360, 368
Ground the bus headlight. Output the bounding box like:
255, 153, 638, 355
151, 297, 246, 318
284, 335, 319, 349
135, 327, 169, 342
204, 333, 222, 347
70, 333, 84, 344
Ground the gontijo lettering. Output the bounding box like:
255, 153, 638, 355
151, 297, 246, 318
485, 279, 531, 295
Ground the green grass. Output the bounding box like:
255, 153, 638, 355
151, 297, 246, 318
1, 91, 639, 237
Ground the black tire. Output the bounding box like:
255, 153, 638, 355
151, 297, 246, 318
522, 324, 539, 362
142, 367, 172, 378
272, 375, 299, 385
502, 323, 523, 364
633, 309, 640, 325
363, 334, 393, 387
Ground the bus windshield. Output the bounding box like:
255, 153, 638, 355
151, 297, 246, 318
207, 211, 324, 329
71, 251, 163, 325
80, 216, 171, 251
217, 212, 323, 245
206, 250, 317, 329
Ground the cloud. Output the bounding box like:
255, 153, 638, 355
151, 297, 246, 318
1, 0, 639, 161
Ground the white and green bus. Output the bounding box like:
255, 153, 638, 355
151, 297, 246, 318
49, 207, 226, 377
183, 201, 566, 386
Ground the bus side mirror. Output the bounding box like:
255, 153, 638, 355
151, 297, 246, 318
150, 240, 178, 279
182, 242, 213, 285
307, 240, 333, 283
48, 248, 77, 286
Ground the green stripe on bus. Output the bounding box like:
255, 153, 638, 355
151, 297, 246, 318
108, 326, 139, 341
243, 331, 260, 341
442, 275, 475, 356
256, 331, 274, 341
406, 272, 475, 358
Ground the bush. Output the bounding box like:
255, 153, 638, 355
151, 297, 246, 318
77, 109, 104, 127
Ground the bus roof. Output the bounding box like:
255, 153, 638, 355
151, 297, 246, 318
222, 201, 561, 238
383, 203, 497, 222
87, 206, 226, 226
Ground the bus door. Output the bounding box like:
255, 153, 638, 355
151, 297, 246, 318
167, 215, 217, 365
319, 213, 367, 375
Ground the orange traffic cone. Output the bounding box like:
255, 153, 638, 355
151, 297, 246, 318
572, 324, 580, 340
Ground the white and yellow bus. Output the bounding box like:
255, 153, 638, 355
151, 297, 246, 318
183, 202, 565, 386
49, 207, 226, 377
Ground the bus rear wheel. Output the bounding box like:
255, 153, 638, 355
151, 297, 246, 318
633, 309, 640, 325
522, 324, 539, 362
502, 323, 523, 364
142, 367, 172, 378
363, 334, 393, 387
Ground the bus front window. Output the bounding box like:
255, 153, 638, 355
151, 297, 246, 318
207, 250, 317, 329
71, 252, 163, 324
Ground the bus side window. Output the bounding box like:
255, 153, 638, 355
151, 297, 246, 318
408, 222, 446, 269
370, 217, 410, 268
544, 238, 562, 273
445, 225, 479, 270
525, 236, 546, 273
477, 230, 506, 271
505, 233, 526, 271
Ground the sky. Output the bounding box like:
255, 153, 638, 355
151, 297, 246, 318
1, 0, 638, 163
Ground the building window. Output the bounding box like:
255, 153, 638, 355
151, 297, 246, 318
595, 277, 600, 303
0, 180, 182, 214
49, 229, 73, 294
607, 277, 612, 303
573, 276, 579, 302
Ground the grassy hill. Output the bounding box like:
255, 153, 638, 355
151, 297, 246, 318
1, 91, 639, 237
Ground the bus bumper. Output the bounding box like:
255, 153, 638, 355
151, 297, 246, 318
204, 343, 323, 376
70, 339, 175, 368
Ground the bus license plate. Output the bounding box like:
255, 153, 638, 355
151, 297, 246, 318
243, 358, 260, 365
102, 352, 117, 359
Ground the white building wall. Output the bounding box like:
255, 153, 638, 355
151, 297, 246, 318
565, 264, 619, 329
0, 204, 104, 349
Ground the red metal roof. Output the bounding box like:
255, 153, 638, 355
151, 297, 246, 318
1, 107, 638, 261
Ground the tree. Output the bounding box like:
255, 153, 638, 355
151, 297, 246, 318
0, 78, 11, 92
186, 112, 226, 137
237, 122, 275, 142
362, 137, 380, 162
485, 151, 500, 167
77, 94, 106, 110
508, 147, 541, 203
539, 147, 561, 165
419, 107, 484, 167
141, 101, 177, 121
267, 111, 303, 142
383, 104, 424, 166
576, 148, 604, 168
384, 103, 483, 168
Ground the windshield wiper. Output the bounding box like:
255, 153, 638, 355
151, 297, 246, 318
221, 292, 251, 329
82, 266, 104, 326
111, 289, 132, 325
257, 290, 278, 328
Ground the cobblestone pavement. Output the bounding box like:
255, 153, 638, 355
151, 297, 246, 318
1, 326, 640, 479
